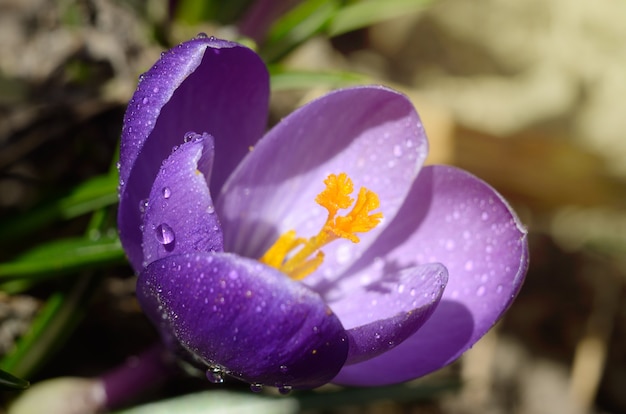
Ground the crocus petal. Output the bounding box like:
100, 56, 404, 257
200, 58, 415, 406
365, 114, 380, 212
333, 165, 529, 385
329, 263, 447, 365
137, 252, 349, 389
238, 0, 302, 43
142, 133, 223, 267
119, 37, 269, 271
217, 86, 428, 280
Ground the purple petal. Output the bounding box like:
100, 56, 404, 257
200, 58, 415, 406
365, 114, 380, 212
217, 86, 428, 279
238, 0, 302, 43
118, 37, 269, 271
137, 252, 349, 389
142, 133, 223, 267
329, 263, 447, 365
333, 165, 529, 385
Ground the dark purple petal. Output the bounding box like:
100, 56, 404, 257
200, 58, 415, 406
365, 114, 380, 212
217, 86, 428, 279
137, 252, 349, 389
329, 263, 447, 365
238, 0, 302, 43
333, 165, 529, 385
142, 133, 223, 267
118, 37, 269, 271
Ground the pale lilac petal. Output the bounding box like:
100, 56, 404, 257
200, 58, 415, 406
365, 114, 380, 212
142, 133, 223, 268
330, 263, 447, 365
137, 252, 349, 389
217, 86, 428, 281
118, 37, 269, 271
333, 165, 529, 385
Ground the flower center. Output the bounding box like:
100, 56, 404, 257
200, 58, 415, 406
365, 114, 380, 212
259, 172, 383, 280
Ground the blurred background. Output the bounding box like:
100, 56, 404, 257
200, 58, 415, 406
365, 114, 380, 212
0, 0, 625, 413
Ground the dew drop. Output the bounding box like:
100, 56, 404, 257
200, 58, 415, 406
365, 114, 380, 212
278, 385, 292, 395
481, 211, 489, 221
138, 198, 149, 214
393, 144, 403, 157
142, 97, 149, 105
476, 285, 486, 297
496, 284, 504, 294
464, 260, 474, 271
397, 284, 405, 294
445, 239, 455, 250
335, 244, 352, 264
183, 131, 197, 142
155, 223, 175, 245
206, 367, 224, 384
250, 383, 263, 393
279, 365, 288, 373
207, 204, 215, 214
162, 187, 171, 199
115, 161, 121, 171
196, 32, 209, 39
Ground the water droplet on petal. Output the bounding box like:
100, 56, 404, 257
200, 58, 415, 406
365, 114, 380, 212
207, 204, 215, 214
183, 131, 196, 142
481, 211, 489, 221
476, 285, 486, 296
206, 367, 224, 384
142, 97, 149, 105
196, 32, 209, 39
139, 198, 149, 214
496, 284, 504, 294
335, 244, 352, 264
250, 383, 263, 393
393, 144, 403, 157
277, 385, 292, 395
279, 365, 288, 373
162, 187, 171, 199
155, 223, 175, 245
445, 239, 455, 250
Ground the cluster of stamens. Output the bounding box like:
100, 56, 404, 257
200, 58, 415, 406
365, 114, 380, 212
259, 173, 382, 280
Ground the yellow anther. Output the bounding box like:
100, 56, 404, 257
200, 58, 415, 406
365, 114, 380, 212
259, 173, 382, 280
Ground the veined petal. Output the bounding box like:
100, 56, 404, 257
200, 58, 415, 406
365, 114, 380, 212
142, 133, 223, 268
217, 86, 428, 280
118, 37, 269, 271
137, 252, 349, 389
333, 165, 529, 385
331, 263, 447, 365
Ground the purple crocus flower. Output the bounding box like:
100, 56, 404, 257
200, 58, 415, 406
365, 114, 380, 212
117, 35, 528, 392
